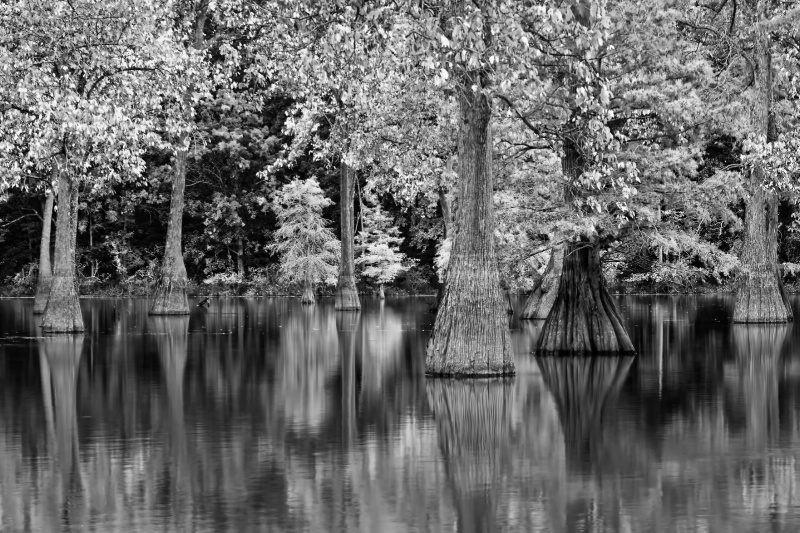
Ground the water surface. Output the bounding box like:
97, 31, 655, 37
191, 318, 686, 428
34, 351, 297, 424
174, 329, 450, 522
1, 295, 800, 532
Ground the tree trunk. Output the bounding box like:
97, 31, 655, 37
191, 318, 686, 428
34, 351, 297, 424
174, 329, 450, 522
734, 188, 792, 322
435, 187, 453, 307
537, 241, 635, 354
236, 236, 246, 277
335, 162, 360, 310
41, 167, 84, 333
151, 137, 190, 315
33, 178, 56, 314
425, 89, 513, 376
301, 278, 315, 305
378, 284, 385, 300
733, 41, 791, 323
521, 245, 563, 319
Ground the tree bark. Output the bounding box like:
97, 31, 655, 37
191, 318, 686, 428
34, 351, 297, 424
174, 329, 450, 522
425, 89, 513, 376
236, 236, 246, 277
151, 135, 190, 315
733, 40, 792, 322
335, 162, 360, 310
301, 278, 315, 305
537, 240, 635, 354
41, 165, 84, 333
33, 175, 56, 314
378, 284, 385, 300
521, 245, 564, 320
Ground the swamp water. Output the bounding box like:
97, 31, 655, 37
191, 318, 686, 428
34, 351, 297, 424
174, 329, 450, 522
1, 295, 800, 532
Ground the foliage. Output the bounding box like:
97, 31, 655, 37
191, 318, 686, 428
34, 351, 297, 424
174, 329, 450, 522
355, 200, 412, 286
269, 178, 340, 286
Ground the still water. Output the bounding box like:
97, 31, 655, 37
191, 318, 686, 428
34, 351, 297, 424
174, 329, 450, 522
1, 295, 799, 532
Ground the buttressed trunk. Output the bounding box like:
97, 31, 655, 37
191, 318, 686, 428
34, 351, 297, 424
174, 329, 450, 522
426, 89, 513, 376
41, 165, 84, 333
521, 245, 564, 320
537, 142, 634, 354
537, 240, 635, 354
335, 162, 360, 310
733, 40, 791, 323
151, 136, 190, 315
301, 278, 315, 305
34, 173, 56, 314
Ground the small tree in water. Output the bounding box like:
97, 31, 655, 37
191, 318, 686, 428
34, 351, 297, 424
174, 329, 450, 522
355, 202, 411, 299
270, 179, 339, 304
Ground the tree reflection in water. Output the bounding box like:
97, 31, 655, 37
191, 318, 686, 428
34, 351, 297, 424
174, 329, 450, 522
4, 297, 800, 530
39, 334, 85, 529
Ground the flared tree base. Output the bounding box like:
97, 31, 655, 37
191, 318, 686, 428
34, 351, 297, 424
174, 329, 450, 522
41, 276, 84, 333
733, 271, 792, 323
426, 264, 514, 376
537, 242, 634, 355
521, 247, 563, 320
150, 276, 189, 315
301, 282, 315, 305
33, 277, 53, 314
335, 276, 361, 311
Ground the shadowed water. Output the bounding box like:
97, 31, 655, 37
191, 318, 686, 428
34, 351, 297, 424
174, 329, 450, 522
1, 295, 800, 532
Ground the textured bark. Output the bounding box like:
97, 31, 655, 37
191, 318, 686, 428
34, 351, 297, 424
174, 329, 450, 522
426, 89, 513, 376
335, 162, 361, 311
236, 236, 246, 276
537, 241, 634, 354
435, 187, 453, 307
733, 34, 791, 322
734, 188, 791, 322
33, 179, 56, 314
151, 136, 190, 315
426, 378, 514, 532
41, 168, 84, 333
536, 355, 634, 474
521, 246, 564, 320
301, 278, 315, 305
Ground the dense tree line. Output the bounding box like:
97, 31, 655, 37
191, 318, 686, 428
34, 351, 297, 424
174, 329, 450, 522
1, 0, 798, 373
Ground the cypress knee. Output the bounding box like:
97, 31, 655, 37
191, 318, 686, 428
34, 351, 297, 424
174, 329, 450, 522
335, 162, 360, 310
41, 168, 84, 333
537, 240, 634, 354
151, 139, 190, 315
425, 89, 513, 376
33, 178, 56, 314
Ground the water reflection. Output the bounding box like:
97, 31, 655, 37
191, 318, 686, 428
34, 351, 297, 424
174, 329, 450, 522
3, 296, 800, 530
